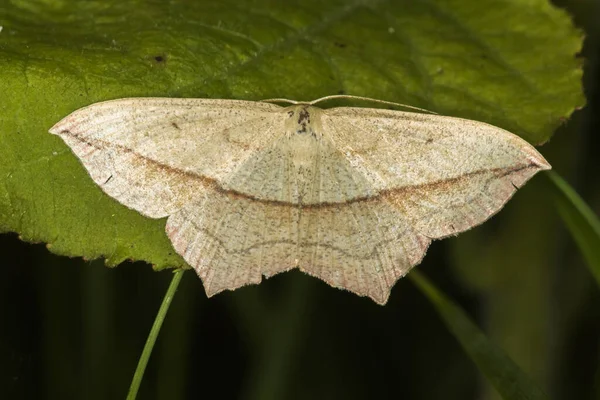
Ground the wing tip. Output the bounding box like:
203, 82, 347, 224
48, 122, 63, 135
49, 116, 72, 136
523, 144, 551, 171
533, 154, 552, 171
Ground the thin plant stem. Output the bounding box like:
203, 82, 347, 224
126, 269, 185, 400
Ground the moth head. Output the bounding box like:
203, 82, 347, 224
284, 105, 322, 139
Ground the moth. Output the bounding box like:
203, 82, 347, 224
50, 95, 550, 304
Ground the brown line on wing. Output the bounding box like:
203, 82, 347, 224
61, 128, 542, 210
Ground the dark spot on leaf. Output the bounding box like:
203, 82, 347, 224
426, 138, 433, 144
171, 122, 181, 130
287, 110, 295, 117
338, 89, 345, 95
334, 42, 347, 48
154, 55, 165, 63
103, 175, 113, 185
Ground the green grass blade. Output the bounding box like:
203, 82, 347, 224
127, 269, 185, 400
545, 171, 600, 286
410, 271, 548, 400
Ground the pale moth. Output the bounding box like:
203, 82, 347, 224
49, 95, 550, 304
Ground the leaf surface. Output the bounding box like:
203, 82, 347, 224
0, 0, 584, 268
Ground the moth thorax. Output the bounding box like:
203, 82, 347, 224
284, 105, 322, 138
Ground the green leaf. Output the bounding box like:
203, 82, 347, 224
545, 171, 600, 286
410, 271, 549, 400
0, 0, 584, 269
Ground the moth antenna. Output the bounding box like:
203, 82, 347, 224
261, 98, 301, 105
309, 95, 438, 115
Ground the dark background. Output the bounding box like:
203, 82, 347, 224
1, 1, 599, 399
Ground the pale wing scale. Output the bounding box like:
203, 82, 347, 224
50, 97, 284, 184
322, 107, 550, 190
165, 189, 430, 304
56, 129, 208, 217
298, 201, 430, 303
49, 98, 284, 217
165, 191, 300, 296
384, 165, 540, 238
322, 107, 550, 238
222, 127, 376, 204
221, 136, 296, 203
